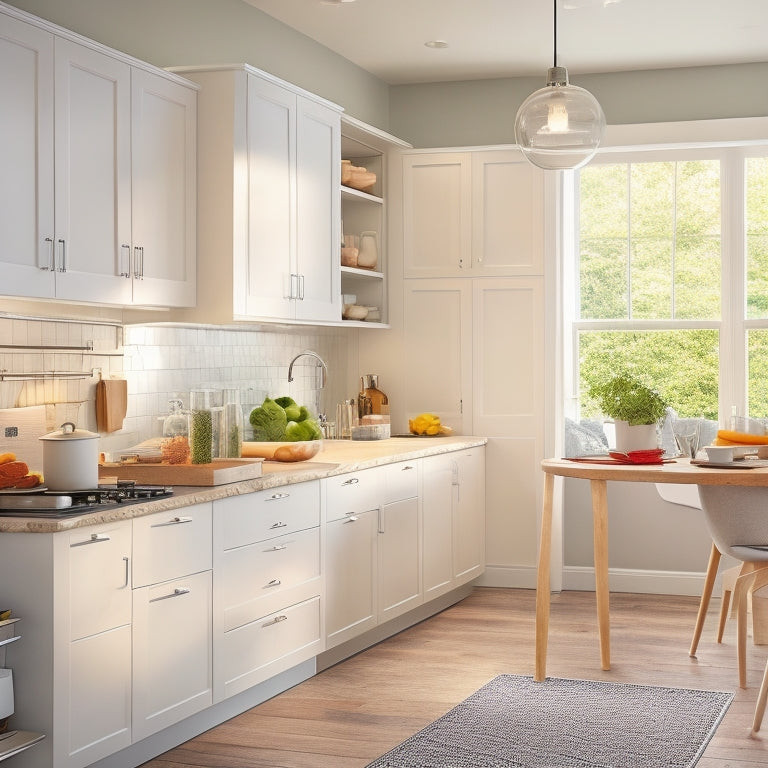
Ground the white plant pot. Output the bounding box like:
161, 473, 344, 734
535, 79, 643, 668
613, 420, 658, 453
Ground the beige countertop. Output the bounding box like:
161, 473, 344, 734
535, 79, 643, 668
0, 436, 486, 534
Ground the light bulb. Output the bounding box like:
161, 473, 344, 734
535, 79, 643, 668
546, 102, 569, 133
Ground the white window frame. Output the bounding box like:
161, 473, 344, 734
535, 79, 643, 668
563, 118, 768, 427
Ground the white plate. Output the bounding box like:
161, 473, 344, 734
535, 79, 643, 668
0, 486, 47, 494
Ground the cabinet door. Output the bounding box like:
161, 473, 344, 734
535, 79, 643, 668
421, 453, 455, 600
378, 497, 421, 622
0, 14, 55, 298
131, 68, 197, 307
471, 150, 544, 275
295, 96, 341, 321
65, 625, 132, 767
132, 571, 213, 741
67, 520, 131, 641
453, 449, 486, 583
325, 509, 377, 648
403, 280, 473, 434
244, 74, 295, 319
53, 37, 132, 304
403, 152, 471, 277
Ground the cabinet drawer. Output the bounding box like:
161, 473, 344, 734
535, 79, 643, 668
218, 527, 320, 631
325, 467, 383, 522
382, 460, 419, 504
215, 481, 320, 550
217, 596, 321, 700
133, 502, 212, 588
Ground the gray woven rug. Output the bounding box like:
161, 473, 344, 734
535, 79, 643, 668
365, 675, 733, 768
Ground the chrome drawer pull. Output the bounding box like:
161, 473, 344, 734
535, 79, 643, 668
70, 533, 111, 547
269, 521, 288, 529
267, 544, 287, 552
262, 614, 288, 627
151, 515, 193, 527
266, 493, 290, 501
344, 514, 359, 523
150, 587, 190, 603
342, 477, 359, 486
0, 635, 20, 648
123, 556, 129, 588
265, 578, 282, 588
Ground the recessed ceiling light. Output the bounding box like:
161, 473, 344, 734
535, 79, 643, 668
424, 40, 449, 49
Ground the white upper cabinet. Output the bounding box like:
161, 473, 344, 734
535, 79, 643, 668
130, 69, 197, 307
403, 149, 544, 278
0, 3, 197, 308
173, 65, 342, 325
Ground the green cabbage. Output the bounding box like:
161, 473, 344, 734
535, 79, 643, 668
249, 396, 321, 441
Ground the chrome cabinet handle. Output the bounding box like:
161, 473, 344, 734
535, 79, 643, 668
298, 274, 305, 300
70, 532, 111, 547
377, 506, 384, 534
149, 587, 190, 603
122, 556, 129, 588
0, 635, 20, 648
120, 244, 131, 277
262, 614, 288, 627
265, 578, 282, 588
57, 238, 66, 272
267, 544, 287, 552
133, 246, 144, 279
344, 514, 359, 523
266, 492, 290, 501
151, 516, 193, 528
269, 521, 288, 529
42, 237, 54, 270
288, 273, 298, 299
342, 477, 359, 486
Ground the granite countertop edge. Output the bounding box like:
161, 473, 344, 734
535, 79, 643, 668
1, 436, 487, 534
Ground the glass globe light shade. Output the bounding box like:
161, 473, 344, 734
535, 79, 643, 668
515, 66, 606, 171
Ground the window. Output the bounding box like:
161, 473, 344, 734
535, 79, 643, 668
567, 143, 768, 425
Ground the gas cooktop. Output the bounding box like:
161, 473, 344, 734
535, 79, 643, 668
0, 483, 174, 518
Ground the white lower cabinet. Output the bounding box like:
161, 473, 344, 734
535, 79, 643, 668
131, 503, 213, 741
213, 482, 323, 701
54, 519, 133, 768
324, 461, 421, 648
422, 448, 486, 601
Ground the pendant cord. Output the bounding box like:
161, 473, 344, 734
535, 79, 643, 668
553, 0, 558, 68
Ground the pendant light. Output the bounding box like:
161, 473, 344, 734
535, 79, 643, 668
514, 0, 605, 171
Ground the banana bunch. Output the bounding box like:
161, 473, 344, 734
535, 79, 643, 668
408, 413, 453, 436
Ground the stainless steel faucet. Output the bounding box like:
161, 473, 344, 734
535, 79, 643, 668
287, 351, 329, 417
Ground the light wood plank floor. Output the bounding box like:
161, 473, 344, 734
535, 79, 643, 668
141, 588, 768, 767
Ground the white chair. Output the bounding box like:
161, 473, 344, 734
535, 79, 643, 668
696, 485, 768, 689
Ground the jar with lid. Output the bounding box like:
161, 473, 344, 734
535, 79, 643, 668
222, 389, 244, 458
161, 398, 191, 464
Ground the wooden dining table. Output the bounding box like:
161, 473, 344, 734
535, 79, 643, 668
536, 456, 768, 681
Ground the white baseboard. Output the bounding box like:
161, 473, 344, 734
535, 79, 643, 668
477, 564, 717, 598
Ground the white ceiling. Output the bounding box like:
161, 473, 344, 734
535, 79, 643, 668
243, 0, 768, 85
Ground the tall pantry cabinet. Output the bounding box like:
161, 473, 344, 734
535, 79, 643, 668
360, 147, 548, 586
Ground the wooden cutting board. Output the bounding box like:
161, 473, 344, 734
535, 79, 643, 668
96, 379, 128, 433
98, 458, 263, 486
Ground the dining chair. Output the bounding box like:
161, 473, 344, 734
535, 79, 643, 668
696, 485, 768, 689
750, 569, 768, 732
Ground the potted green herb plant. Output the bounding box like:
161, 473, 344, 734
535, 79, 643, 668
588, 374, 668, 452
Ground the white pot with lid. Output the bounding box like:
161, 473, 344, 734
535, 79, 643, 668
40, 422, 99, 490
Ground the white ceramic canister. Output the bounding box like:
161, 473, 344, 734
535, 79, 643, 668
40, 422, 99, 490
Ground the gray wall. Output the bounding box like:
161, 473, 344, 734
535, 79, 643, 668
3, 0, 390, 129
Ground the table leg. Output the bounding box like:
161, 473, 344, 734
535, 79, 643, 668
535, 472, 555, 682
689, 542, 721, 657
591, 479, 611, 671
